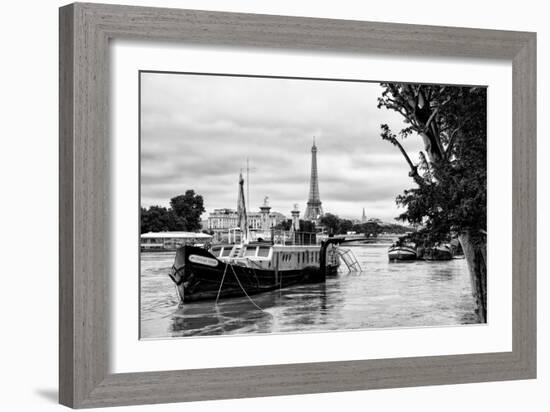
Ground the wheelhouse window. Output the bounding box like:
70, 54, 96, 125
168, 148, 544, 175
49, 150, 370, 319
257, 247, 270, 258
244, 247, 257, 257
221, 247, 232, 257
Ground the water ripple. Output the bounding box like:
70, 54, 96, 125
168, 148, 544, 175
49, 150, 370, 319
140, 246, 479, 338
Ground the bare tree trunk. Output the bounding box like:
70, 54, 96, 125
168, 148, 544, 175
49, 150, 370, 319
458, 231, 487, 323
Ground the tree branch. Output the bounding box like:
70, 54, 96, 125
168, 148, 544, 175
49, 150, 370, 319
424, 107, 439, 131
445, 113, 475, 159
445, 126, 462, 159
391, 139, 425, 186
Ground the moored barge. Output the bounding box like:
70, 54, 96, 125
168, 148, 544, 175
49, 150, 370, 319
168, 172, 343, 304
169, 240, 340, 303
423, 244, 453, 261
388, 244, 417, 261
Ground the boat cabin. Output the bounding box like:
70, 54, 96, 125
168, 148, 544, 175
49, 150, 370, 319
209, 243, 330, 271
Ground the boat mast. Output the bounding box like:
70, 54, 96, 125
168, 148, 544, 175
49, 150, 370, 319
237, 172, 249, 244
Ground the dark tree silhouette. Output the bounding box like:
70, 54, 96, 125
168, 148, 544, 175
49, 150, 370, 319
170, 190, 205, 232
378, 83, 487, 321
319, 213, 408, 237
140, 190, 205, 233
274, 219, 293, 231
140, 206, 177, 233
319, 213, 341, 234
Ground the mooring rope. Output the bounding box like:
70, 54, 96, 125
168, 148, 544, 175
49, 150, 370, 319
229, 263, 268, 313
245, 259, 262, 287
215, 262, 230, 304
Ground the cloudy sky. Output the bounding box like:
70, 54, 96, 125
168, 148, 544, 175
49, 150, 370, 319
140, 72, 425, 222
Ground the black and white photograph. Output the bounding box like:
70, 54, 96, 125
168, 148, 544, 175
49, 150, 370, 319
2, 0, 544, 409
139, 71, 487, 339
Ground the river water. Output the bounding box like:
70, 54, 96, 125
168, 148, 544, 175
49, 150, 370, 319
140, 244, 479, 339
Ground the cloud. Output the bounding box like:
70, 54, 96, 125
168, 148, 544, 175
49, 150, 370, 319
140, 72, 425, 220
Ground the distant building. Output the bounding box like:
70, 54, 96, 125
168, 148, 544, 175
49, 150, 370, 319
361, 208, 367, 223
207, 208, 239, 230
207, 206, 286, 232
140, 231, 213, 251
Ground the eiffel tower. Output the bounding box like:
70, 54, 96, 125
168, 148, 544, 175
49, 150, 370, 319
304, 138, 324, 221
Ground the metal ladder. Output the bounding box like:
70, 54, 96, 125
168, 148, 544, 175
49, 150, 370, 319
230, 244, 243, 258
337, 248, 362, 272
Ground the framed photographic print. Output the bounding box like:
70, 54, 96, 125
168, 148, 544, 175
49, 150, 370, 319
59, 2, 536, 408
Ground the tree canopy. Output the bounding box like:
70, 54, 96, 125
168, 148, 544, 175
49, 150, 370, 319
141, 190, 205, 233
273, 219, 293, 231
378, 83, 488, 321
319, 212, 411, 237
378, 84, 487, 245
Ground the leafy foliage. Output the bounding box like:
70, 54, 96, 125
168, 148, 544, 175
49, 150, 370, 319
141, 190, 205, 233
140, 206, 176, 233
299, 219, 316, 233
169, 190, 206, 231
319, 213, 344, 234
274, 219, 293, 231
319, 213, 411, 237
377, 83, 487, 246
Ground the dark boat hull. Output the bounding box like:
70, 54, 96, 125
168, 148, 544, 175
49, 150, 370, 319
169, 245, 334, 303
388, 246, 417, 261
424, 247, 453, 261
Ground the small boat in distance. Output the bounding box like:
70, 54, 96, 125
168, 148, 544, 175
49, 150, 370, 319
423, 244, 453, 261
388, 243, 417, 261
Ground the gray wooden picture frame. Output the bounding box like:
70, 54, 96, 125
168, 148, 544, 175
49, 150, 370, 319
59, 2, 536, 408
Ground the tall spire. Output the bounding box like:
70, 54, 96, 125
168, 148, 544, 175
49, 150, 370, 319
362, 207, 366, 223
304, 138, 323, 221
